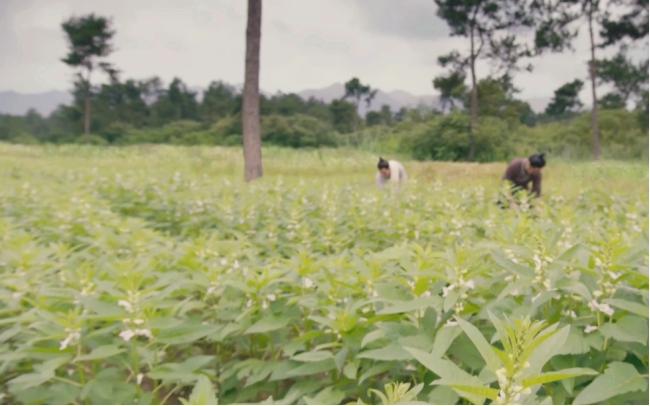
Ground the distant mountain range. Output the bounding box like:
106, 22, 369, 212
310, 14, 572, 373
297, 82, 441, 115
0, 90, 72, 116
0, 85, 549, 116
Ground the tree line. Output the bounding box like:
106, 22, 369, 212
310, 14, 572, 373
0, 0, 647, 180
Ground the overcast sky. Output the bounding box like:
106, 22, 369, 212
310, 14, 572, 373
0, 0, 646, 102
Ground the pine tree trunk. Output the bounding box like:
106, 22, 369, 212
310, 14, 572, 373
242, 0, 263, 181
83, 93, 91, 135
83, 72, 92, 135
468, 25, 478, 161
587, 4, 601, 160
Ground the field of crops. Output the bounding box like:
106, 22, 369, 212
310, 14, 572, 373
0, 143, 648, 405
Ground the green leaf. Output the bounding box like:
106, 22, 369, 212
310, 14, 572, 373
275, 380, 323, 404
303, 386, 345, 405
285, 359, 336, 378
457, 318, 501, 372
557, 243, 584, 262
404, 347, 487, 404
157, 323, 217, 345
443, 289, 460, 313
291, 350, 333, 362
8, 356, 70, 392
359, 363, 394, 384
573, 362, 647, 405
334, 348, 348, 372
361, 329, 386, 348
557, 327, 590, 355
522, 368, 598, 387
8, 370, 55, 393
427, 385, 459, 405
80, 367, 137, 404
75, 345, 124, 362
491, 250, 533, 276
432, 325, 461, 358
245, 315, 290, 334
604, 298, 648, 318
343, 360, 359, 380
525, 325, 569, 374
185, 375, 217, 405
148, 356, 214, 384
600, 316, 648, 344
431, 380, 499, 401
357, 344, 411, 361
377, 296, 437, 315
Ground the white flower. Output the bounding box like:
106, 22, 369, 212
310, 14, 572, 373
119, 328, 152, 342
462, 279, 475, 290
118, 300, 134, 313
59, 329, 80, 350
233, 260, 240, 269
262, 300, 269, 310
119, 329, 135, 342
136, 373, 144, 385
303, 277, 314, 288
445, 318, 458, 327
220, 258, 228, 266
495, 368, 508, 386
584, 325, 598, 333
589, 300, 615, 316
421, 291, 432, 297
134, 329, 153, 339
207, 285, 217, 295
246, 299, 253, 308
132, 319, 144, 325
266, 293, 276, 302
600, 304, 614, 316
442, 284, 455, 298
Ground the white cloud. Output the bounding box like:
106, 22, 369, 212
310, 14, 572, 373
0, 0, 646, 107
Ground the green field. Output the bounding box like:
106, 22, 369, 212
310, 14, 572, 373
0, 144, 648, 404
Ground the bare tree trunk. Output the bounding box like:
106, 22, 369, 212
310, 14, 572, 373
468, 25, 478, 161
83, 93, 91, 135
242, 0, 263, 181
83, 70, 92, 135
587, 4, 601, 160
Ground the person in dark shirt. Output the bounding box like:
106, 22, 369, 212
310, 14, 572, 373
502, 153, 546, 198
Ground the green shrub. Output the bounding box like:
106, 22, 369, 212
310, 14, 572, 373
76, 134, 108, 145
8, 133, 40, 145
120, 120, 205, 144
261, 114, 336, 148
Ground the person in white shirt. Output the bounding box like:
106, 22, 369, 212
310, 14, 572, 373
376, 157, 407, 188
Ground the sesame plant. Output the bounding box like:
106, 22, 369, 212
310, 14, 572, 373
0, 144, 647, 404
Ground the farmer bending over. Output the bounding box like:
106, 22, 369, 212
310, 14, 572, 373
502, 153, 546, 198
376, 157, 407, 188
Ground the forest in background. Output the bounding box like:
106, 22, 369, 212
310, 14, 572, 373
0, 0, 647, 162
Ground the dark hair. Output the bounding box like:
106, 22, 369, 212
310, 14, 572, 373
529, 153, 546, 168
377, 157, 389, 170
